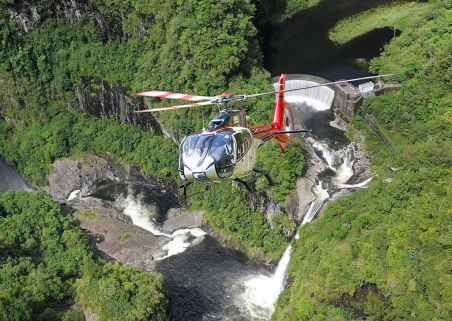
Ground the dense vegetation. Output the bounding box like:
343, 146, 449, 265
0, 192, 167, 321
273, 2, 451, 320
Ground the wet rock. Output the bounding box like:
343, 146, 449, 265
289, 138, 325, 222
68, 196, 132, 224
163, 208, 204, 233
76, 210, 166, 272
47, 155, 125, 202
46, 155, 199, 271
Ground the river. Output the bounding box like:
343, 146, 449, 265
262, 0, 400, 80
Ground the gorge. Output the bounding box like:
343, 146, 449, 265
1, 0, 449, 320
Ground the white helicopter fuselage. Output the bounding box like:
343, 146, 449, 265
179, 127, 259, 182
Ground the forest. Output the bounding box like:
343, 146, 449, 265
0, 192, 167, 321
0, 0, 450, 320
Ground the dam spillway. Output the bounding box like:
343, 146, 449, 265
273, 74, 335, 111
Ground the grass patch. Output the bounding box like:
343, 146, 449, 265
329, 2, 432, 44
117, 233, 130, 243
77, 210, 98, 221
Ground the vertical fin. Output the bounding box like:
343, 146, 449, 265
272, 74, 286, 129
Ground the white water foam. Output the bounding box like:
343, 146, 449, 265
120, 193, 170, 236
338, 176, 374, 189
119, 192, 206, 259
278, 79, 335, 110
158, 228, 207, 260
241, 245, 292, 320
67, 189, 81, 201
302, 181, 330, 225
312, 141, 355, 186
284, 95, 330, 111
333, 145, 355, 185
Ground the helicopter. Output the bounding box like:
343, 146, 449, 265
135, 74, 392, 196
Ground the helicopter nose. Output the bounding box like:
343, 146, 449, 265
183, 156, 218, 181
193, 172, 209, 181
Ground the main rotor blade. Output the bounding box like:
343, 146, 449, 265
135, 90, 212, 102
243, 74, 394, 99
135, 101, 215, 113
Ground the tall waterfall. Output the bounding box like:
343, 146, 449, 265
0, 157, 32, 192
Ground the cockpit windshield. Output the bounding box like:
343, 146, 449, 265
180, 132, 235, 169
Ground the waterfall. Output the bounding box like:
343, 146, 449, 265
117, 191, 206, 259
281, 79, 335, 110
301, 181, 330, 225
0, 157, 33, 192
339, 176, 374, 189
241, 245, 292, 319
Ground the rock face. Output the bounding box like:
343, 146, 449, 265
163, 208, 204, 233
76, 208, 167, 272
47, 155, 184, 217
8, 0, 121, 37
7, 1, 162, 132
73, 78, 163, 133
288, 138, 321, 222
245, 190, 283, 223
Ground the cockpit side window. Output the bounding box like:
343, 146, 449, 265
210, 133, 235, 168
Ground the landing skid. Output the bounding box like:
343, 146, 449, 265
234, 168, 274, 192
179, 182, 212, 198
180, 168, 273, 197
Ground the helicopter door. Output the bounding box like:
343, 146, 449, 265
233, 129, 254, 175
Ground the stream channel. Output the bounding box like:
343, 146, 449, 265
0, 1, 398, 320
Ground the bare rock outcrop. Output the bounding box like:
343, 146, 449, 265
47, 155, 184, 217
73, 78, 163, 133
45, 155, 211, 272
